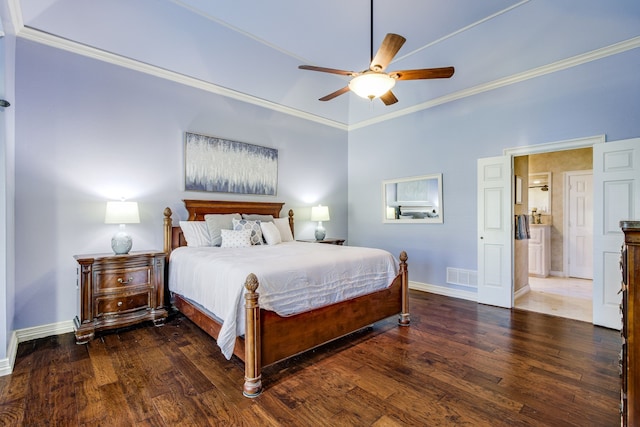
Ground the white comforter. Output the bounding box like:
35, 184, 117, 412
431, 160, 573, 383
168, 241, 398, 359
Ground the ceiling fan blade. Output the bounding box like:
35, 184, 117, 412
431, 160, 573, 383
370, 33, 406, 72
299, 65, 356, 76
319, 86, 350, 101
391, 67, 455, 80
379, 91, 398, 106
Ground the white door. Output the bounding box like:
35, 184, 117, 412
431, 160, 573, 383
593, 138, 640, 329
567, 171, 593, 279
477, 156, 513, 308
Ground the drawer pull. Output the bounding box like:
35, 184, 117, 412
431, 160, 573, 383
117, 276, 133, 284
117, 301, 123, 307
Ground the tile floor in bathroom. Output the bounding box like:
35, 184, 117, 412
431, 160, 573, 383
515, 276, 592, 323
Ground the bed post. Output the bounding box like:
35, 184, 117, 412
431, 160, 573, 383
398, 251, 410, 326
243, 273, 262, 398
163, 207, 173, 255
288, 209, 294, 238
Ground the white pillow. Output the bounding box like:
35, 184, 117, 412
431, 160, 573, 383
204, 213, 242, 246
242, 214, 274, 222
179, 221, 212, 247
274, 217, 294, 242
260, 221, 282, 245
220, 228, 252, 248
232, 219, 264, 245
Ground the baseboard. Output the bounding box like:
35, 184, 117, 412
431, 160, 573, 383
15, 320, 75, 343
0, 320, 75, 377
0, 331, 18, 376
514, 284, 531, 300
409, 281, 478, 302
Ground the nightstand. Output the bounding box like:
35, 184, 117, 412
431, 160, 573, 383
73, 250, 168, 344
297, 238, 345, 245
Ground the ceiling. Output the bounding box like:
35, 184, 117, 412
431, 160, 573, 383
5, 0, 640, 129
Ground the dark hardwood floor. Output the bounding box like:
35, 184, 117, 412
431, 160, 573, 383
0, 291, 620, 426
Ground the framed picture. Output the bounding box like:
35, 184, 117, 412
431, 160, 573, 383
515, 175, 523, 204
184, 132, 278, 195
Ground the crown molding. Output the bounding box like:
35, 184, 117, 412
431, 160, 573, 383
503, 134, 605, 156
349, 36, 640, 131
16, 26, 349, 131
10, 0, 640, 132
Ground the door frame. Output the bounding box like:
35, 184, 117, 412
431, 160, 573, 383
502, 134, 605, 303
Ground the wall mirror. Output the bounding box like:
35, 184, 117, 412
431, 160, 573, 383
528, 172, 551, 214
383, 173, 443, 223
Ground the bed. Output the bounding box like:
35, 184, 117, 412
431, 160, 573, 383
163, 199, 409, 397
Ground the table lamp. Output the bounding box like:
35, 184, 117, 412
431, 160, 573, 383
310, 205, 330, 241
105, 200, 140, 254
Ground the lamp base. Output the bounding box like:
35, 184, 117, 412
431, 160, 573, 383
315, 225, 326, 241
111, 231, 133, 254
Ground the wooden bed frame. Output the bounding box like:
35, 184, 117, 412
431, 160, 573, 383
163, 199, 409, 397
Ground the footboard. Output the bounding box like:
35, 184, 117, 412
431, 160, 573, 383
242, 251, 409, 397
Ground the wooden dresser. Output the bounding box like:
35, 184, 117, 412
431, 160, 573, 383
621, 221, 640, 426
73, 250, 168, 343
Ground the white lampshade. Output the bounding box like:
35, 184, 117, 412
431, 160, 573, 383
105, 201, 140, 255
348, 72, 396, 100
310, 205, 330, 222
105, 201, 140, 224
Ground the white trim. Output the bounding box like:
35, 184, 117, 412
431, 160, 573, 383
501, 135, 603, 322
8, 0, 22, 34
0, 320, 75, 376
15, 320, 75, 343
410, 281, 477, 302
16, 27, 348, 131
504, 134, 605, 156
514, 283, 531, 300
0, 332, 18, 376
171, 0, 312, 65
393, 0, 530, 63
350, 36, 640, 130
8, 0, 639, 132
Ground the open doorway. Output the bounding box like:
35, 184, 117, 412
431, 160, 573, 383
513, 148, 593, 322
479, 135, 637, 328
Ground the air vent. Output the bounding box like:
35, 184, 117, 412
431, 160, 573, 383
446, 267, 478, 288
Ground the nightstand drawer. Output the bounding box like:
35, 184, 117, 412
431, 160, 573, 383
96, 290, 151, 316
94, 266, 151, 292
74, 250, 167, 343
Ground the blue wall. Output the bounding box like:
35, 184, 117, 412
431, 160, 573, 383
13, 39, 348, 329
348, 48, 640, 291
10, 32, 640, 331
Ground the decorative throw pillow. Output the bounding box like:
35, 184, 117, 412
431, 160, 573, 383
204, 213, 242, 246
220, 229, 252, 248
179, 221, 212, 247
260, 221, 282, 245
242, 214, 274, 223
274, 217, 294, 242
232, 219, 264, 245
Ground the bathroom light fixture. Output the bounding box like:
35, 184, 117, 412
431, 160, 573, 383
105, 200, 140, 254
310, 205, 330, 241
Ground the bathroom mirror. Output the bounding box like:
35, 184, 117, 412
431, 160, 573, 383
383, 173, 443, 223
528, 172, 551, 214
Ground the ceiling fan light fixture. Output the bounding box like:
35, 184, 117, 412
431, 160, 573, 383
348, 73, 396, 100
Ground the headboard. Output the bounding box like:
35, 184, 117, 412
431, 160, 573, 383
163, 199, 294, 254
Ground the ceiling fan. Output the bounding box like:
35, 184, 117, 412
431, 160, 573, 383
298, 1, 455, 105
